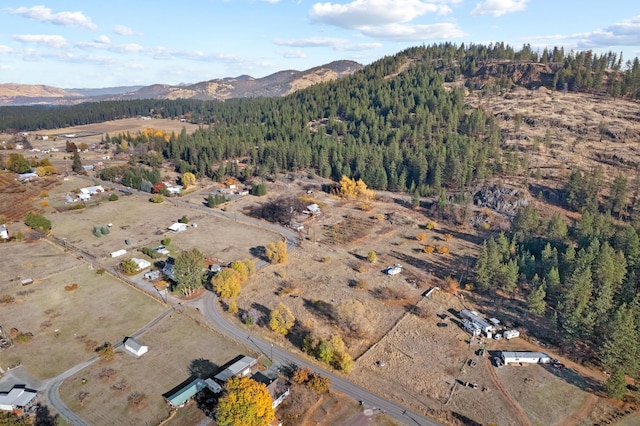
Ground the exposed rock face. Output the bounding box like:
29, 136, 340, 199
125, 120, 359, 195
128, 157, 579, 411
473, 185, 529, 215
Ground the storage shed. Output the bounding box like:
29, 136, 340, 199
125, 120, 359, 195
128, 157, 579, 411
123, 337, 148, 357
168, 223, 188, 233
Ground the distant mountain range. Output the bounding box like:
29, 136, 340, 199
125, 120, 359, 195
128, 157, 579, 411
0, 60, 363, 106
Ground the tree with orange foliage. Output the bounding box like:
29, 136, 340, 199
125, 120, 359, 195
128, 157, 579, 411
444, 276, 458, 294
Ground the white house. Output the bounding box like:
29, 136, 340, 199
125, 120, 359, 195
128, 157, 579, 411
80, 185, 104, 195
168, 223, 188, 233
163, 182, 183, 195
305, 204, 321, 215
0, 385, 37, 412
0, 225, 8, 240
17, 172, 38, 182
384, 264, 403, 275
501, 351, 551, 365
77, 193, 91, 202
123, 337, 148, 357
132, 258, 151, 271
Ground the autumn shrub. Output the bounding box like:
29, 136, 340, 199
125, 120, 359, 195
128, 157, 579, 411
64, 283, 79, 292
444, 276, 458, 294
359, 204, 371, 211
357, 264, 367, 273
227, 301, 238, 314
71, 203, 85, 210
0, 294, 15, 304
96, 342, 115, 360
480, 222, 491, 231
425, 221, 436, 230
149, 194, 164, 203
437, 246, 450, 254
293, 367, 312, 384
40, 200, 49, 208
416, 233, 426, 241
321, 256, 331, 263
367, 251, 377, 263
423, 245, 435, 253
306, 374, 331, 394
266, 240, 287, 264
444, 233, 453, 241
39, 190, 49, 198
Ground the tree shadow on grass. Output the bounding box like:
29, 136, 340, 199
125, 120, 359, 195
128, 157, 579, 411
188, 358, 219, 379
286, 319, 309, 349
250, 245, 268, 262
302, 298, 336, 323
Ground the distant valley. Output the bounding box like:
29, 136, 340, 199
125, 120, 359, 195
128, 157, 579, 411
0, 60, 363, 106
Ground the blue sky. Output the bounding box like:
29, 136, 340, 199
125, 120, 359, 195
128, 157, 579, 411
1, 1, 639, 88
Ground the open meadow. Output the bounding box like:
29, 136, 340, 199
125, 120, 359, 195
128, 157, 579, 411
0, 239, 166, 379
58, 309, 255, 426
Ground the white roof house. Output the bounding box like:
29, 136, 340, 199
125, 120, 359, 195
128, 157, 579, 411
461, 309, 495, 335
132, 258, 151, 271
17, 172, 38, 182
80, 185, 104, 195
168, 223, 188, 233
306, 204, 321, 215
384, 264, 403, 275
78, 193, 91, 202
123, 337, 148, 357
214, 356, 258, 382
501, 351, 551, 365
0, 385, 37, 412
0, 225, 8, 240
163, 183, 183, 195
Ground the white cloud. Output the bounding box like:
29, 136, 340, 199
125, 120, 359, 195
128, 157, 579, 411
274, 37, 382, 51
281, 50, 306, 58
524, 15, 640, 53
258, 0, 281, 3
274, 37, 350, 47
0, 45, 13, 54
360, 23, 466, 41
471, 0, 528, 17
577, 15, 640, 48
309, 0, 452, 29
113, 25, 136, 36
95, 35, 111, 44
13, 34, 67, 48
8, 5, 97, 30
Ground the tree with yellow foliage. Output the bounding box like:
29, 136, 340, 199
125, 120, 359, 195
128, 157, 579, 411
266, 240, 287, 264
269, 302, 295, 335
216, 376, 274, 426
338, 175, 375, 200
212, 268, 241, 299
181, 172, 196, 188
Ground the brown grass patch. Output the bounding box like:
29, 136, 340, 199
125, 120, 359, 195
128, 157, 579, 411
64, 283, 79, 291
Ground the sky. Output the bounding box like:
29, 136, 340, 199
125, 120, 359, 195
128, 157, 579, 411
0, 1, 639, 88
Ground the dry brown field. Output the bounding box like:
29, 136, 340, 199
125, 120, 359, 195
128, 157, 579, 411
44, 176, 280, 266
0, 239, 166, 379
58, 309, 253, 426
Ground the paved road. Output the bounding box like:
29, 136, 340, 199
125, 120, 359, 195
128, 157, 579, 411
67, 176, 440, 425
200, 292, 439, 426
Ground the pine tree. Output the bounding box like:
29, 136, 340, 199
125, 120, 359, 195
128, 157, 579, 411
600, 304, 640, 376
72, 151, 83, 173
527, 280, 546, 316
605, 368, 627, 400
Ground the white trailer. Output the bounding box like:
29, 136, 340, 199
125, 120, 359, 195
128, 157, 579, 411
504, 329, 520, 340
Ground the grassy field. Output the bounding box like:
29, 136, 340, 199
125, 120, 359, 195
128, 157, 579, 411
58, 309, 255, 426
0, 240, 166, 379
46, 176, 280, 266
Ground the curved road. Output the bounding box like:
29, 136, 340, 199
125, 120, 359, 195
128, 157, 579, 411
201, 291, 438, 426
59, 177, 439, 425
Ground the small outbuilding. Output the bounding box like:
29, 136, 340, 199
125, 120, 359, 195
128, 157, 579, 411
123, 337, 148, 357
168, 223, 188, 233
0, 224, 8, 240
384, 264, 403, 275
163, 377, 208, 408
110, 249, 127, 258
80, 185, 104, 195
